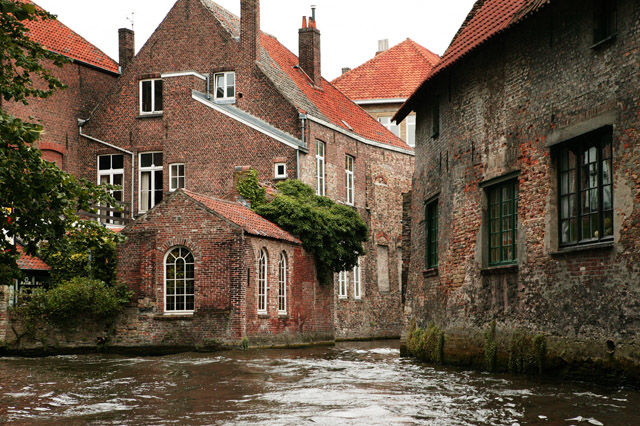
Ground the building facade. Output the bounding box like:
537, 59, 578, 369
396, 0, 640, 378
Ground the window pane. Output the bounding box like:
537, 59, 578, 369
112, 155, 124, 170
154, 80, 163, 111
216, 74, 224, 98
99, 156, 111, 170
141, 153, 153, 168
604, 211, 613, 237
141, 81, 152, 112
154, 152, 163, 166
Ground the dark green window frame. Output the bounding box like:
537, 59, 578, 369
488, 180, 518, 265
425, 198, 438, 269
557, 127, 613, 247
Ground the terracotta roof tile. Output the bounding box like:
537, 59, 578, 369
20, 0, 119, 73
201, 0, 412, 152
396, 0, 549, 121
16, 245, 50, 271
332, 39, 440, 101
183, 190, 301, 244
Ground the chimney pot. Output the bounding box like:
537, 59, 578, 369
118, 28, 135, 72
301, 16, 307, 28
377, 39, 389, 55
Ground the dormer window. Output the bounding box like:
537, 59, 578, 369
214, 72, 235, 102
140, 79, 163, 114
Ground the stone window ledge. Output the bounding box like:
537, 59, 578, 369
423, 268, 438, 277
258, 314, 269, 319
551, 241, 614, 256
154, 313, 194, 321
481, 264, 518, 275
278, 314, 289, 319
136, 113, 163, 119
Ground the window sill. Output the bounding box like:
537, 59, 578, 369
137, 113, 163, 119
481, 264, 518, 275
551, 241, 614, 256
278, 313, 289, 319
274, 175, 288, 180
214, 98, 236, 105
338, 296, 348, 300
423, 268, 438, 277
354, 297, 363, 301
154, 313, 194, 320
590, 33, 617, 49
258, 313, 269, 319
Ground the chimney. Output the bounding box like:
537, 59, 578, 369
341, 67, 351, 75
241, 0, 260, 62
118, 28, 135, 71
298, 5, 321, 86
376, 39, 389, 56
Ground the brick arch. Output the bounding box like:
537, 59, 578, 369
160, 238, 202, 262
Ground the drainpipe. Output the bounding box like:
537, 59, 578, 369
206, 73, 211, 100
298, 113, 307, 179
78, 120, 135, 219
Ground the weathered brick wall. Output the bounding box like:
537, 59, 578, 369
406, 0, 640, 375
0, 285, 8, 342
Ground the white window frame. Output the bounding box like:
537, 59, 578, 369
378, 116, 400, 138
316, 140, 325, 196
164, 247, 195, 314
338, 270, 348, 299
170, 163, 185, 192
258, 249, 268, 314
406, 115, 416, 148
278, 252, 287, 315
214, 71, 236, 102
353, 257, 362, 299
274, 162, 287, 179
97, 154, 124, 225
139, 78, 163, 115
139, 152, 163, 213
345, 154, 354, 205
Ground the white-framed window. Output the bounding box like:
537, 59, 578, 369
316, 140, 325, 196
353, 257, 362, 299
378, 116, 400, 137
97, 154, 124, 224
338, 270, 348, 299
139, 79, 163, 114
170, 163, 185, 192
258, 248, 268, 314
214, 71, 235, 102
345, 154, 354, 205
278, 252, 287, 314
164, 247, 195, 313
406, 115, 416, 147
139, 152, 163, 213
274, 162, 287, 179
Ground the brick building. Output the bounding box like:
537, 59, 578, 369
333, 38, 439, 148
116, 189, 332, 347
76, 0, 414, 341
395, 0, 640, 377
1, 0, 119, 173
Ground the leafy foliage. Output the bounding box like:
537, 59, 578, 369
39, 220, 124, 285
405, 320, 445, 364
484, 320, 498, 372
243, 178, 368, 284
235, 168, 266, 208
15, 277, 132, 332
0, 1, 116, 282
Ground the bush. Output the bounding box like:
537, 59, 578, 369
405, 320, 445, 364
16, 277, 132, 331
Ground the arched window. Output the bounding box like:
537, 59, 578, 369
258, 249, 268, 314
278, 252, 287, 314
165, 247, 195, 313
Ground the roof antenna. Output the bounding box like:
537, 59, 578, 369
126, 12, 134, 31
311, 5, 316, 21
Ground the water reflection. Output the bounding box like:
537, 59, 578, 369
0, 341, 638, 425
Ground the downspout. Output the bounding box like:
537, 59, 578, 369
78, 120, 135, 219
298, 113, 307, 179
206, 73, 211, 100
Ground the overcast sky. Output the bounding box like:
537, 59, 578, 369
34, 0, 476, 81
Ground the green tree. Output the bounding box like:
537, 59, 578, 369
0, 1, 115, 284
239, 176, 368, 284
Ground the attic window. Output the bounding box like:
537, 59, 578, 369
593, 0, 617, 45
140, 79, 163, 115
214, 71, 235, 102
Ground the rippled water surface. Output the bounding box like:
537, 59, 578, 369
1, 341, 639, 425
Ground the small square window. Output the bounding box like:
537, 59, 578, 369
140, 79, 163, 114
214, 72, 235, 102
170, 163, 185, 191
274, 163, 287, 179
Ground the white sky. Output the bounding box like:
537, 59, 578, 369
34, 0, 476, 81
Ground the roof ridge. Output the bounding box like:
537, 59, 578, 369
404, 38, 440, 66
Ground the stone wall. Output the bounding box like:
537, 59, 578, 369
405, 0, 640, 380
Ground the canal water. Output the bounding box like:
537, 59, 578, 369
1, 341, 639, 425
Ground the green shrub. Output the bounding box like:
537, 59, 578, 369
405, 320, 444, 364
484, 320, 498, 372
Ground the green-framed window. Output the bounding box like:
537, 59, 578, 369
488, 180, 518, 265
425, 199, 438, 269
557, 128, 613, 246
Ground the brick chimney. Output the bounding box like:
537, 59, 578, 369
241, 0, 260, 62
299, 6, 321, 86
118, 28, 135, 72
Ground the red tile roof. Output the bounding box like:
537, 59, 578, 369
20, 0, 119, 74
16, 245, 51, 271
332, 39, 440, 101
183, 190, 301, 244
395, 0, 550, 121
201, 0, 412, 152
